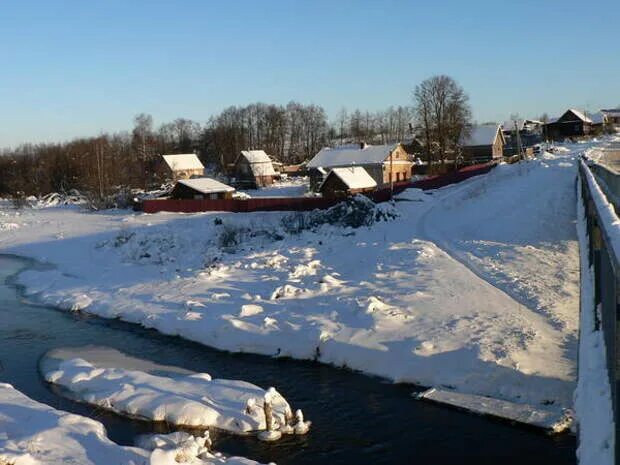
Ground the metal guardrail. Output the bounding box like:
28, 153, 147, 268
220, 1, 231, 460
579, 159, 619, 460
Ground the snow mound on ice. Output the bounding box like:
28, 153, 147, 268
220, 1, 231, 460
41, 355, 292, 433
137, 432, 269, 465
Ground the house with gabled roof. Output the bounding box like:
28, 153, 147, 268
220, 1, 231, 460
233, 150, 277, 188
161, 154, 205, 181
319, 166, 377, 198
544, 109, 594, 140
459, 125, 506, 163
306, 143, 412, 191
170, 177, 235, 200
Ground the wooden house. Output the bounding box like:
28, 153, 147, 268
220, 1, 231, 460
544, 109, 593, 140
233, 150, 277, 188
171, 178, 235, 200
162, 154, 205, 181
306, 143, 412, 191
459, 125, 506, 163
319, 167, 377, 198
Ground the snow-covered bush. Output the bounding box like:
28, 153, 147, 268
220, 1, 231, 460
216, 222, 284, 252
282, 195, 398, 234
86, 188, 135, 210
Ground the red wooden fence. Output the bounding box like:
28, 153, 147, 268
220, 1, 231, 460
141, 162, 496, 214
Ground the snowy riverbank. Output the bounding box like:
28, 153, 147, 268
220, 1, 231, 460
0, 144, 588, 421
0, 383, 268, 465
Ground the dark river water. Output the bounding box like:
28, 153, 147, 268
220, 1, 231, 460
0, 255, 576, 464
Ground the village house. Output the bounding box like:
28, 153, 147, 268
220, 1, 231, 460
233, 150, 277, 188
161, 154, 205, 181
459, 125, 506, 163
306, 143, 412, 191
319, 166, 377, 198
601, 108, 620, 129
501, 119, 543, 145
544, 109, 593, 140
500, 119, 543, 156
170, 178, 235, 200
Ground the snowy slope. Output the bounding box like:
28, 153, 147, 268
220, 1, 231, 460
0, 142, 588, 418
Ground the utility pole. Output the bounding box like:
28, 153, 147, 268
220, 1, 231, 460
515, 120, 524, 161
390, 148, 394, 199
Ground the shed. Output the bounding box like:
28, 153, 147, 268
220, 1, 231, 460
319, 167, 377, 198
171, 178, 235, 200
233, 150, 277, 188
307, 143, 412, 191
459, 125, 505, 163
162, 154, 205, 181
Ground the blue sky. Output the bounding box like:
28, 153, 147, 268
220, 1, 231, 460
1, 0, 618, 147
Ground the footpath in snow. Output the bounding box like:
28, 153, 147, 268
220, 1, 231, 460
0, 142, 588, 426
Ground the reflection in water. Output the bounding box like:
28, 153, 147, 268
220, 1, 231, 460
0, 255, 576, 464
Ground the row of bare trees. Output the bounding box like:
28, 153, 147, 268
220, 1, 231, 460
333, 106, 415, 146
0, 75, 472, 198
204, 102, 329, 167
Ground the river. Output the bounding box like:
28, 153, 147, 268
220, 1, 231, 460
0, 255, 575, 464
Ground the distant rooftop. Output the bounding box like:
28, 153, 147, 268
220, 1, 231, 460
162, 154, 204, 171
176, 177, 235, 194
460, 125, 501, 147
307, 144, 399, 169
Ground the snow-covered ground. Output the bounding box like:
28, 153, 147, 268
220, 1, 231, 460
0, 143, 589, 433
0, 383, 267, 465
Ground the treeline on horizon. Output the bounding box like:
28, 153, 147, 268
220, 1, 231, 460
0, 101, 414, 198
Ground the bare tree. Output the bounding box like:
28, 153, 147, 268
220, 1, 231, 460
413, 75, 472, 166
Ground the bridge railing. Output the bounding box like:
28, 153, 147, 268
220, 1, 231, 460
579, 158, 619, 459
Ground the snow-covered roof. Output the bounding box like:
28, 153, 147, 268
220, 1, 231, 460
602, 108, 620, 118
307, 144, 399, 169
587, 112, 606, 125
567, 109, 592, 123
240, 150, 272, 164
321, 167, 377, 191
502, 120, 526, 132
460, 125, 501, 147
176, 177, 235, 194
238, 150, 277, 176
502, 119, 544, 133
162, 154, 204, 171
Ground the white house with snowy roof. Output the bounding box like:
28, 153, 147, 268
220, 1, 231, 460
161, 154, 205, 181
459, 125, 506, 163
233, 150, 277, 188
306, 143, 412, 191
